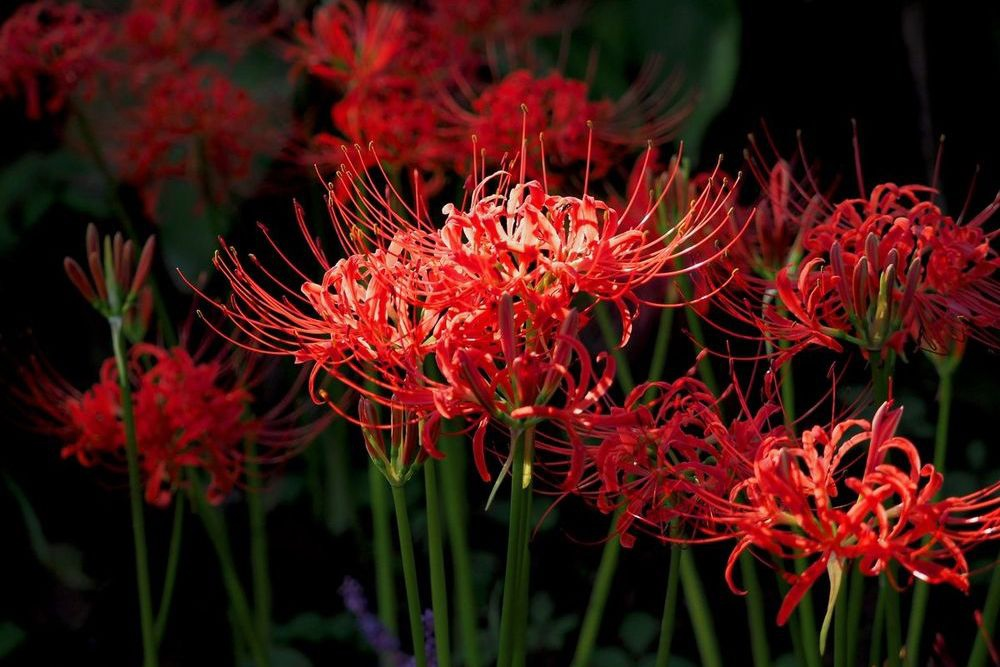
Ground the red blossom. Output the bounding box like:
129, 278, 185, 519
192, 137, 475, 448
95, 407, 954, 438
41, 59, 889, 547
114, 66, 266, 219
0, 1, 110, 119
760, 183, 1000, 362
708, 402, 1000, 626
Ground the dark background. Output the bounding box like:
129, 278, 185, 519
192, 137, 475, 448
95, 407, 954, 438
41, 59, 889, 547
2, 1, 1000, 665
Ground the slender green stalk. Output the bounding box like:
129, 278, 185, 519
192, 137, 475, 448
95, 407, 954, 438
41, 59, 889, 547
906, 364, 955, 666
439, 430, 482, 667
245, 438, 272, 650
512, 435, 534, 667
391, 484, 427, 667
870, 355, 902, 667
369, 463, 399, 648
679, 549, 723, 667
570, 515, 622, 667
653, 543, 683, 667
498, 427, 530, 667
793, 556, 822, 667
740, 554, 772, 667
676, 274, 719, 394
968, 562, 1000, 667
154, 494, 185, 645
834, 568, 849, 667
845, 561, 866, 667
868, 585, 886, 667
111, 319, 158, 667
194, 489, 269, 667
424, 461, 452, 667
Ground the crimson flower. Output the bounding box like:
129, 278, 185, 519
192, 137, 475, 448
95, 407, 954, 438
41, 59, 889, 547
752, 182, 1000, 363
0, 1, 110, 119
114, 66, 268, 219
449, 69, 689, 190
15, 340, 314, 507
710, 402, 1000, 629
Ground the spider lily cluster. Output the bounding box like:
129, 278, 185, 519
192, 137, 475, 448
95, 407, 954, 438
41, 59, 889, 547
5, 2, 1000, 667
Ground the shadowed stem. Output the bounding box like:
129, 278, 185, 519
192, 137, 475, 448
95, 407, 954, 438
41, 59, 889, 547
570, 513, 622, 667
439, 430, 482, 667
679, 548, 723, 667
741, 554, 772, 667
906, 360, 956, 666
245, 438, 272, 651
193, 486, 269, 667
369, 462, 399, 665
834, 567, 850, 667
653, 542, 683, 667
391, 484, 427, 667
154, 493, 184, 646
498, 426, 532, 667
424, 460, 452, 667
870, 354, 902, 667
110, 318, 158, 667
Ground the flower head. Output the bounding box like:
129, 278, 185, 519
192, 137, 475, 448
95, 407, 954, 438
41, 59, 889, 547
0, 1, 110, 119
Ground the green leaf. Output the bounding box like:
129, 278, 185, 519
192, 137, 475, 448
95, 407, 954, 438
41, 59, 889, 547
0, 622, 26, 658
269, 646, 314, 667
590, 647, 633, 667
272, 612, 355, 644
3, 475, 96, 591
619, 611, 659, 655
156, 179, 224, 285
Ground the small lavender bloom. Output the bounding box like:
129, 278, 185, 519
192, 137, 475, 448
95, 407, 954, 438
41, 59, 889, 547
339, 576, 402, 656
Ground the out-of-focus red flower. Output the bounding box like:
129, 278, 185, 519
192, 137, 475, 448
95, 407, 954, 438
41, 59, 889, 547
115, 0, 271, 87
0, 1, 110, 119
760, 183, 1000, 363
15, 340, 316, 506
114, 66, 265, 219
711, 401, 1000, 626
450, 69, 689, 189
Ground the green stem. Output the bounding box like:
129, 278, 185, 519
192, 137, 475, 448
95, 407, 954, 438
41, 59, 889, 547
653, 543, 683, 667
498, 427, 530, 667
845, 561, 865, 667
391, 484, 427, 667
369, 463, 399, 649
154, 493, 185, 646
834, 568, 849, 667
439, 430, 482, 667
512, 435, 534, 667
245, 438, 272, 650
740, 553, 772, 667
793, 556, 822, 667
968, 561, 1000, 667
570, 515, 622, 667
194, 489, 269, 667
110, 319, 158, 667
679, 548, 723, 667
869, 583, 887, 667
424, 461, 452, 667
906, 366, 955, 666
676, 273, 719, 395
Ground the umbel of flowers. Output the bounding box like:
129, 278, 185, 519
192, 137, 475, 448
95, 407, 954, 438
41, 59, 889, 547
195, 120, 740, 665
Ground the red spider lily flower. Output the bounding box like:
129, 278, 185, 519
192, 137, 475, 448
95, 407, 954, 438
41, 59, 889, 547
195, 134, 739, 485
0, 1, 110, 119
14, 340, 317, 507
711, 401, 1000, 632
756, 183, 1000, 363
118, 0, 261, 77
425, 0, 581, 59
114, 66, 268, 219
447, 69, 689, 190
287, 1, 422, 89
578, 376, 781, 547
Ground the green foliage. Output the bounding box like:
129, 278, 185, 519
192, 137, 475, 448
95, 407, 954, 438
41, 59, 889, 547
0, 623, 26, 659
